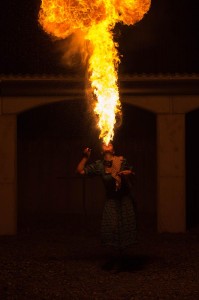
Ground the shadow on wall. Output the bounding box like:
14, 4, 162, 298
17, 100, 157, 232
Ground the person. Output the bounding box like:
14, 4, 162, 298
76, 143, 137, 270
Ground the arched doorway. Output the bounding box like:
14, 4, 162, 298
186, 108, 199, 229
17, 100, 156, 232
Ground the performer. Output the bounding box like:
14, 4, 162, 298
76, 143, 137, 270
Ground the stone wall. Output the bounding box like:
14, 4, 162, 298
1, 75, 199, 234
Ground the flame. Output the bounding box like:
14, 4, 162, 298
39, 0, 151, 145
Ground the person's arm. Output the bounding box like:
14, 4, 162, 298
118, 157, 135, 176
118, 169, 134, 176
76, 148, 91, 175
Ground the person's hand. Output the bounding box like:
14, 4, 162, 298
83, 147, 92, 159
118, 170, 135, 176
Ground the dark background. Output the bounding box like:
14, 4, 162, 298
0, 0, 199, 230
1, 0, 199, 75
17, 101, 157, 231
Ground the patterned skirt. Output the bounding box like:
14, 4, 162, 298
101, 194, 137, 250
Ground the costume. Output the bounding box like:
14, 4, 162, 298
84, 156, 137, 250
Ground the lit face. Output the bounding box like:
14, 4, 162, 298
101, 143, 114, 156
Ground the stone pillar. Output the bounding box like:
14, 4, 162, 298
157, 114, 186, 232
0, 115, 17, 235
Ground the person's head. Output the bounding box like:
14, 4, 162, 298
101, 143, 115, 157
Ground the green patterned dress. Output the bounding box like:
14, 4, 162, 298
84, 158, 137, 250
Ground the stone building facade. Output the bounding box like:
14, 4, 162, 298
1, 74, 199, 235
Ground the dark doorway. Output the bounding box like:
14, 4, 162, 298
115, 104, 157, 230
17, 99, 102, 232
17, 100, 156, 232
186, 109, 199, 229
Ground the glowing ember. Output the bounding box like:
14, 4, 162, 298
39, 0, 151, 145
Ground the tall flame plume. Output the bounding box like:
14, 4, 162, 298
39, 0, 151, 145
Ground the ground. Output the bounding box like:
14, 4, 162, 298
0, 217, 199, 300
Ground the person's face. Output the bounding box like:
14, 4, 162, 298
101, 143, 114, 156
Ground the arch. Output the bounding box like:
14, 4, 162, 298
122, 95, 171, 114
17, 100, 157, 231
2, 96, 83, 115
172, 95, 199, 114
3, 74, 199, 234
3, 94, 168, 115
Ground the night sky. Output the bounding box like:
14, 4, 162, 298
1, 0, 199, 75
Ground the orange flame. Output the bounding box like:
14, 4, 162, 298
39, 0, 151, 145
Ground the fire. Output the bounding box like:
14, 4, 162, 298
39, 0, 151, 145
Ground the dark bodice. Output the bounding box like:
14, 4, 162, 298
84, 159, 133, 198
